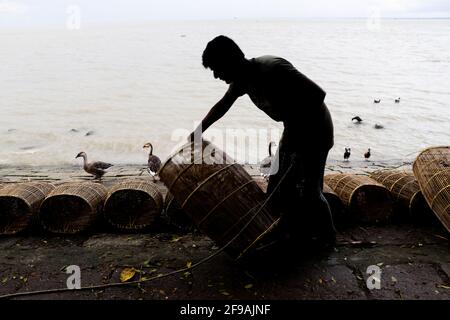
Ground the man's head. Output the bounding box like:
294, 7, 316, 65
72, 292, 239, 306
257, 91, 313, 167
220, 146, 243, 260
202, 35, 246, 84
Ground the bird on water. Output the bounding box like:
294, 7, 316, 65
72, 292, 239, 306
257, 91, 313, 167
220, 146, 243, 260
143, 142, 162, 181
75, 151, 113, 180
395, 97, 401, 103
344, 148, 351, 161
374, 99, 381, 103
374, 123, 384, 129
364, 148, 371, 161
352, 116, 363, 123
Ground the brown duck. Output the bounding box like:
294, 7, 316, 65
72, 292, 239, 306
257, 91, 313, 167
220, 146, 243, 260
143, 142, 162, 181
75, 151, 113, 179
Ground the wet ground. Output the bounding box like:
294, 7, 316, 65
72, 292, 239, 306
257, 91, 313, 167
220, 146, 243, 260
0, 163, 449, 300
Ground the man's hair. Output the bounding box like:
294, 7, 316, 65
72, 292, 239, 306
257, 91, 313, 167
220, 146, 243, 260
202, 35, 245, 69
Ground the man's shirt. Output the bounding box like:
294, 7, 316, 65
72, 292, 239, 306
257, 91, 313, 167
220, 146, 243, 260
228, 55, 327, 123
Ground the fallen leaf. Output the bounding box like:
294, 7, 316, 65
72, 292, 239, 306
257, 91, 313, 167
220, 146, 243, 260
120, 267, 136, 282
377, 262, 384, 267
391, 276, 398, 283
437, 284, 450, 289
244, 284, 253, 289
186, 261, 192, 268
221, 291, 230, 296
331, 277, 336, 283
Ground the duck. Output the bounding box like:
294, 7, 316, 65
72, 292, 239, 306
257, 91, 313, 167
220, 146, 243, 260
395, 97, 401, 103
374, 123, 384, 129
143, 142, 162, 181
344, 148, 351, 161
352, 116, 363, 123
374, 99, 381, 103
259, 141, 276, 179
75, 152, 113, 180
364, 148, 371, 161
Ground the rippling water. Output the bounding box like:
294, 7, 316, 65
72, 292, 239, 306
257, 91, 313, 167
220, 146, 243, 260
0, 19, 449, 167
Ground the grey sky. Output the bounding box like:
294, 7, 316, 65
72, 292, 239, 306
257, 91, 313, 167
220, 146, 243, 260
1, 0, 450, 27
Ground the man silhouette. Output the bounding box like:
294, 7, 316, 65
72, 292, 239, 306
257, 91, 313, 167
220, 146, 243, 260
189, 35, 336, 246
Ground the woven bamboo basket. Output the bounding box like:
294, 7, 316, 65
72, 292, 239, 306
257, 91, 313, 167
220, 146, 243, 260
104, 179, 163, 230
163, 192, 195, 232
324, 174, 394, 224
40, 182, 107, 234
253, 176, 269, 193
0, 182, 55, 234
412, 146, 450, 233
159, 140, 280, 259
323, 183, 345, 222
370, 170, 432, 220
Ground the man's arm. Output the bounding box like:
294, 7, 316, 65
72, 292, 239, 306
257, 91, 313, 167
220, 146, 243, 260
188, 87, 240, 141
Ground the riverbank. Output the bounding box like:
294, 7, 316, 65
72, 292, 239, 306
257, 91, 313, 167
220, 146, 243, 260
0, 162, 449, 300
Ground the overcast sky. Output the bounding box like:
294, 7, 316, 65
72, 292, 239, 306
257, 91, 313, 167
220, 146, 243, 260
1, 0, 450, 27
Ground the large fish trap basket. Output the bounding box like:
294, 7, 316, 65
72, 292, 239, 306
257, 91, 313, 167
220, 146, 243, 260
163, 192, 195, 232
40, 182, 107, 234
413, 146, 450, 233
159, 140, 280, 259
323, 183, 345, 223
0, 182, 55, 234
104, 179, 163, 230
370, 170, 432, 219
324, 174, 394, 224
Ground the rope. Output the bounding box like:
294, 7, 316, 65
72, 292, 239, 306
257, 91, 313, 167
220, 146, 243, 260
0, 161, 295, 300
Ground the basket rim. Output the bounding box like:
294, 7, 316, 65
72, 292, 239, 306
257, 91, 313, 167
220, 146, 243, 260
413, 145, 450, 169
0, 195, 32, 210
41, 193, 96, 212
104, 188, 160, 205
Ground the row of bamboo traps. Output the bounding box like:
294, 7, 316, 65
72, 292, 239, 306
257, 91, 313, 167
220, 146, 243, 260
0, 146, 448, 235
325, 146, 449, 232
0, 179, 165, 235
